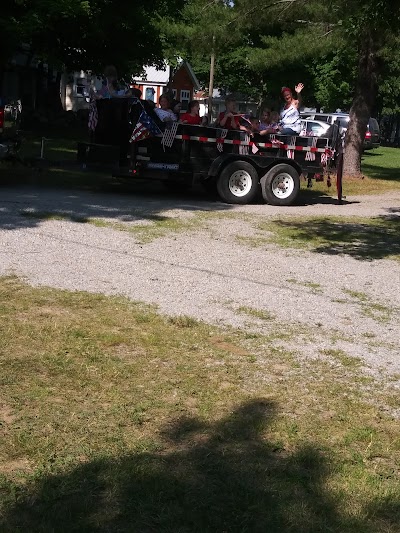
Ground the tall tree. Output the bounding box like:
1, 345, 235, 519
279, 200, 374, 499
228, 0, 400, 175
164, 0, 400, 176
2, 0, 184, 76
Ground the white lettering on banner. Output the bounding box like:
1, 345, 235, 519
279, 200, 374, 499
147, 162, 179, 170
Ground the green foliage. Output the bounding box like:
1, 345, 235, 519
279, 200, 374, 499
2, 0, 184, 75
310, 51, 356, 111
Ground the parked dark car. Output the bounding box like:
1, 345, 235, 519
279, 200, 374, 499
0, 97, 22, 160
364, 117, 380, 149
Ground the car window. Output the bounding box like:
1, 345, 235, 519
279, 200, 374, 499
335, 117, 349, 129
368, 118, 379, 133
314, 114, 329, 122
307, 121, 327, 136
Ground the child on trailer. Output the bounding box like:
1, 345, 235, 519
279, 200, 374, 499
180, 100, 202, 125
248, 116, 260, 133
259, 111, 280, 135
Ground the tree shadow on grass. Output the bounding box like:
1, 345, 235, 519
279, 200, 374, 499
274, 214, 400, 261
1, 399, 396, 532
361, 165, 400, 182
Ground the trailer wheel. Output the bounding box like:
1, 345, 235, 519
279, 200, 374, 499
217, 161, 259, 204
260, 164, 300, 206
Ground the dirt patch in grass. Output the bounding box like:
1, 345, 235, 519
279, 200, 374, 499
0, 406, 16, 426
0, 276, 400, 532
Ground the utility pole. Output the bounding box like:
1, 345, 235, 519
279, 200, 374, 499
208, 34, 216, 123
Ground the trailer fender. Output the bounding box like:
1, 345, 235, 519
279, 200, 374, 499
207, 154, 257, 178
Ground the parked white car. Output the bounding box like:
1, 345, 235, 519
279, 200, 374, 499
300, 112, 380, 149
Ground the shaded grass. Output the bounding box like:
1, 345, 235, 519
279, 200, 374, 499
19, 209, 206, 243
18, 207, 400, 263
19, 136, 83, 163
254, 215, 400, 261
0, 276, 400, 532
361, 147, 400, 183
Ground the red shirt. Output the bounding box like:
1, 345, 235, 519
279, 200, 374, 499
181, 113, 201, 125
218, 111, 240, 130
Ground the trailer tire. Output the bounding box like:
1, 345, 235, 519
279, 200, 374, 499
260, 164, 300, 206
217, 161, 259, 204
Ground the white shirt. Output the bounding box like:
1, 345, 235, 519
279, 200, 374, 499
155, 108, 177, 122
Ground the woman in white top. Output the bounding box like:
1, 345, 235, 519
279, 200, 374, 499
154, 94, 177, 122
279, 83, 304, 135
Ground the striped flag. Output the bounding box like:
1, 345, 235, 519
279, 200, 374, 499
287, 135, 297, 159
239, 133, 250, 155
130, 110, 161, 143
305, 137, 317, 161
162, 120, 179, 149
217, 128, 228, 152
269, 134, 284, 147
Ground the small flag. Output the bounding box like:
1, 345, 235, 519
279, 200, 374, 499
130, 110, 161, 143
287, 136, 296, 159
239, 133, 250, 155
217, 128, 228, 152
321, 148, 334, 166
305, 137, 317, 161
252, 142, 259, 154
162, 120, 179, 149
270, 134, 283, 147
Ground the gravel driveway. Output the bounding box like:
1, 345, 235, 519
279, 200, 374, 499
1, 183, 400, 381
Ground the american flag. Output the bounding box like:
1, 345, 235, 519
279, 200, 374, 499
130, 110, 161, 143
162, 120, 179, 149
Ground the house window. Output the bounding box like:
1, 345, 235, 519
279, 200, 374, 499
145, 87, 156, 102
171, 89, 177, 99
180, 89, 190, 111
75, 78, 87, 97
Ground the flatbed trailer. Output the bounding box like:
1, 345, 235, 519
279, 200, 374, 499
77, 98, 341, 206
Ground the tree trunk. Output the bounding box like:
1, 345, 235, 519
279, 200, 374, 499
47, 69, 63, 114
343, 32, 379, 177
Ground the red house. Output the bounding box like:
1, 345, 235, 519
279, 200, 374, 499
131, 60, 200, 111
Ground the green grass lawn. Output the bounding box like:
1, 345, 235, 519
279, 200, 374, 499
0, 276, 399, 532
307, 146, 400, 197
362, 146, 400, 182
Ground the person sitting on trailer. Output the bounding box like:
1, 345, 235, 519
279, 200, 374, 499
259, 110, 280, 135
94, 65, 131, 99
216, 95, 249, 131
278, 83, 304, 135
154, 93, 178, 122
180, 100, 202, 125
248, 116, 260, 133
170, 99, 182, 120
259, 108, 271, 130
